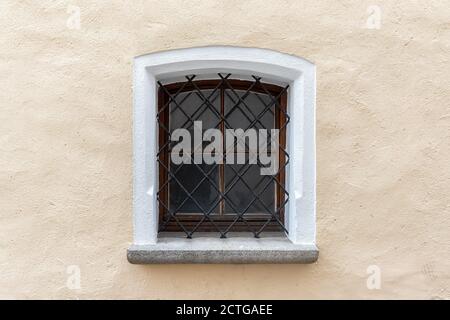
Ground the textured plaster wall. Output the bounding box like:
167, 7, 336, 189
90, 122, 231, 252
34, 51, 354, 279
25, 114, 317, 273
0, 0, 449, 299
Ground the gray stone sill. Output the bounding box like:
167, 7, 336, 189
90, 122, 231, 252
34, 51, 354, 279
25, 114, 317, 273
127, 233, 318, 264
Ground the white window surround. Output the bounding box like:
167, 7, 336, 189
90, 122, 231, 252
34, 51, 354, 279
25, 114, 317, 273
128, 46, 317, 264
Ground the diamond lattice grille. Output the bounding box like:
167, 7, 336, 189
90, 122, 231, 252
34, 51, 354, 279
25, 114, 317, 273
157, 74, 289, 238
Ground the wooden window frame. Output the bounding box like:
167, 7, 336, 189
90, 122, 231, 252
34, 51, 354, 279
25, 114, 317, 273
158, 79, 288, 233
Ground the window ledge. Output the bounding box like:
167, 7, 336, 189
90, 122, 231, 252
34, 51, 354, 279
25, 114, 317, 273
127, 233, 318, 264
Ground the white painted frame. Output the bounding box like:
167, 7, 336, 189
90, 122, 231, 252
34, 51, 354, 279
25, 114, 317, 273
132, 46, 316, 252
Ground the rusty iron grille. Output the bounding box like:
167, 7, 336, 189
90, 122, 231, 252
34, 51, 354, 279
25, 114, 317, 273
157, 74, 290, 238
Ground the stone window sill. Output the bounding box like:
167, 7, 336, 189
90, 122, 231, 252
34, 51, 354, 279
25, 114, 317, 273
127, 233, 318, 264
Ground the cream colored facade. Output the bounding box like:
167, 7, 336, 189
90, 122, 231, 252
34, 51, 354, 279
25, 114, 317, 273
1, 1, 449, 299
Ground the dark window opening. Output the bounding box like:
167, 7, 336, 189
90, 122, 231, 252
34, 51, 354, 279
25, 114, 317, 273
157, 74, 289, 238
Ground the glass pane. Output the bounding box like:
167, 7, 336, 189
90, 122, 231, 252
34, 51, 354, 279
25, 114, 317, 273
167, 89, 221, 215
224, 90, 274, 130
170, 89, 221, 132
224, 164, 275, 214
169, 163, 220, 214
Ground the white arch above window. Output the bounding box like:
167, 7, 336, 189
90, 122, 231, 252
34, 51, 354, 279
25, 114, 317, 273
130, 46, 317, 263
136, 46, 313, 83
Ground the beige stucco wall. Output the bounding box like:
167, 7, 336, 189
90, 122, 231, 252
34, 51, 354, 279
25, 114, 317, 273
1, 0, 449, 299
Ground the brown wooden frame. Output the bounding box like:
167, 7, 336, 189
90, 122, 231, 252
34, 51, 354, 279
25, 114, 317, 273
158, 79, 288, 232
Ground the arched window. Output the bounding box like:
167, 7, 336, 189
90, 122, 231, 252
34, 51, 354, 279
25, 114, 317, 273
157, 76, 288, 237
129, 46, 317, 263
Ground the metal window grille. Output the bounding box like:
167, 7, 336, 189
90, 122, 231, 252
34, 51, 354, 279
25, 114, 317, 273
157, 74, 289, 238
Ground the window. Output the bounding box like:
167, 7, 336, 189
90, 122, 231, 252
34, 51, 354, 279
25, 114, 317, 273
157, 75, 289, 238
128, 46, 317, 263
